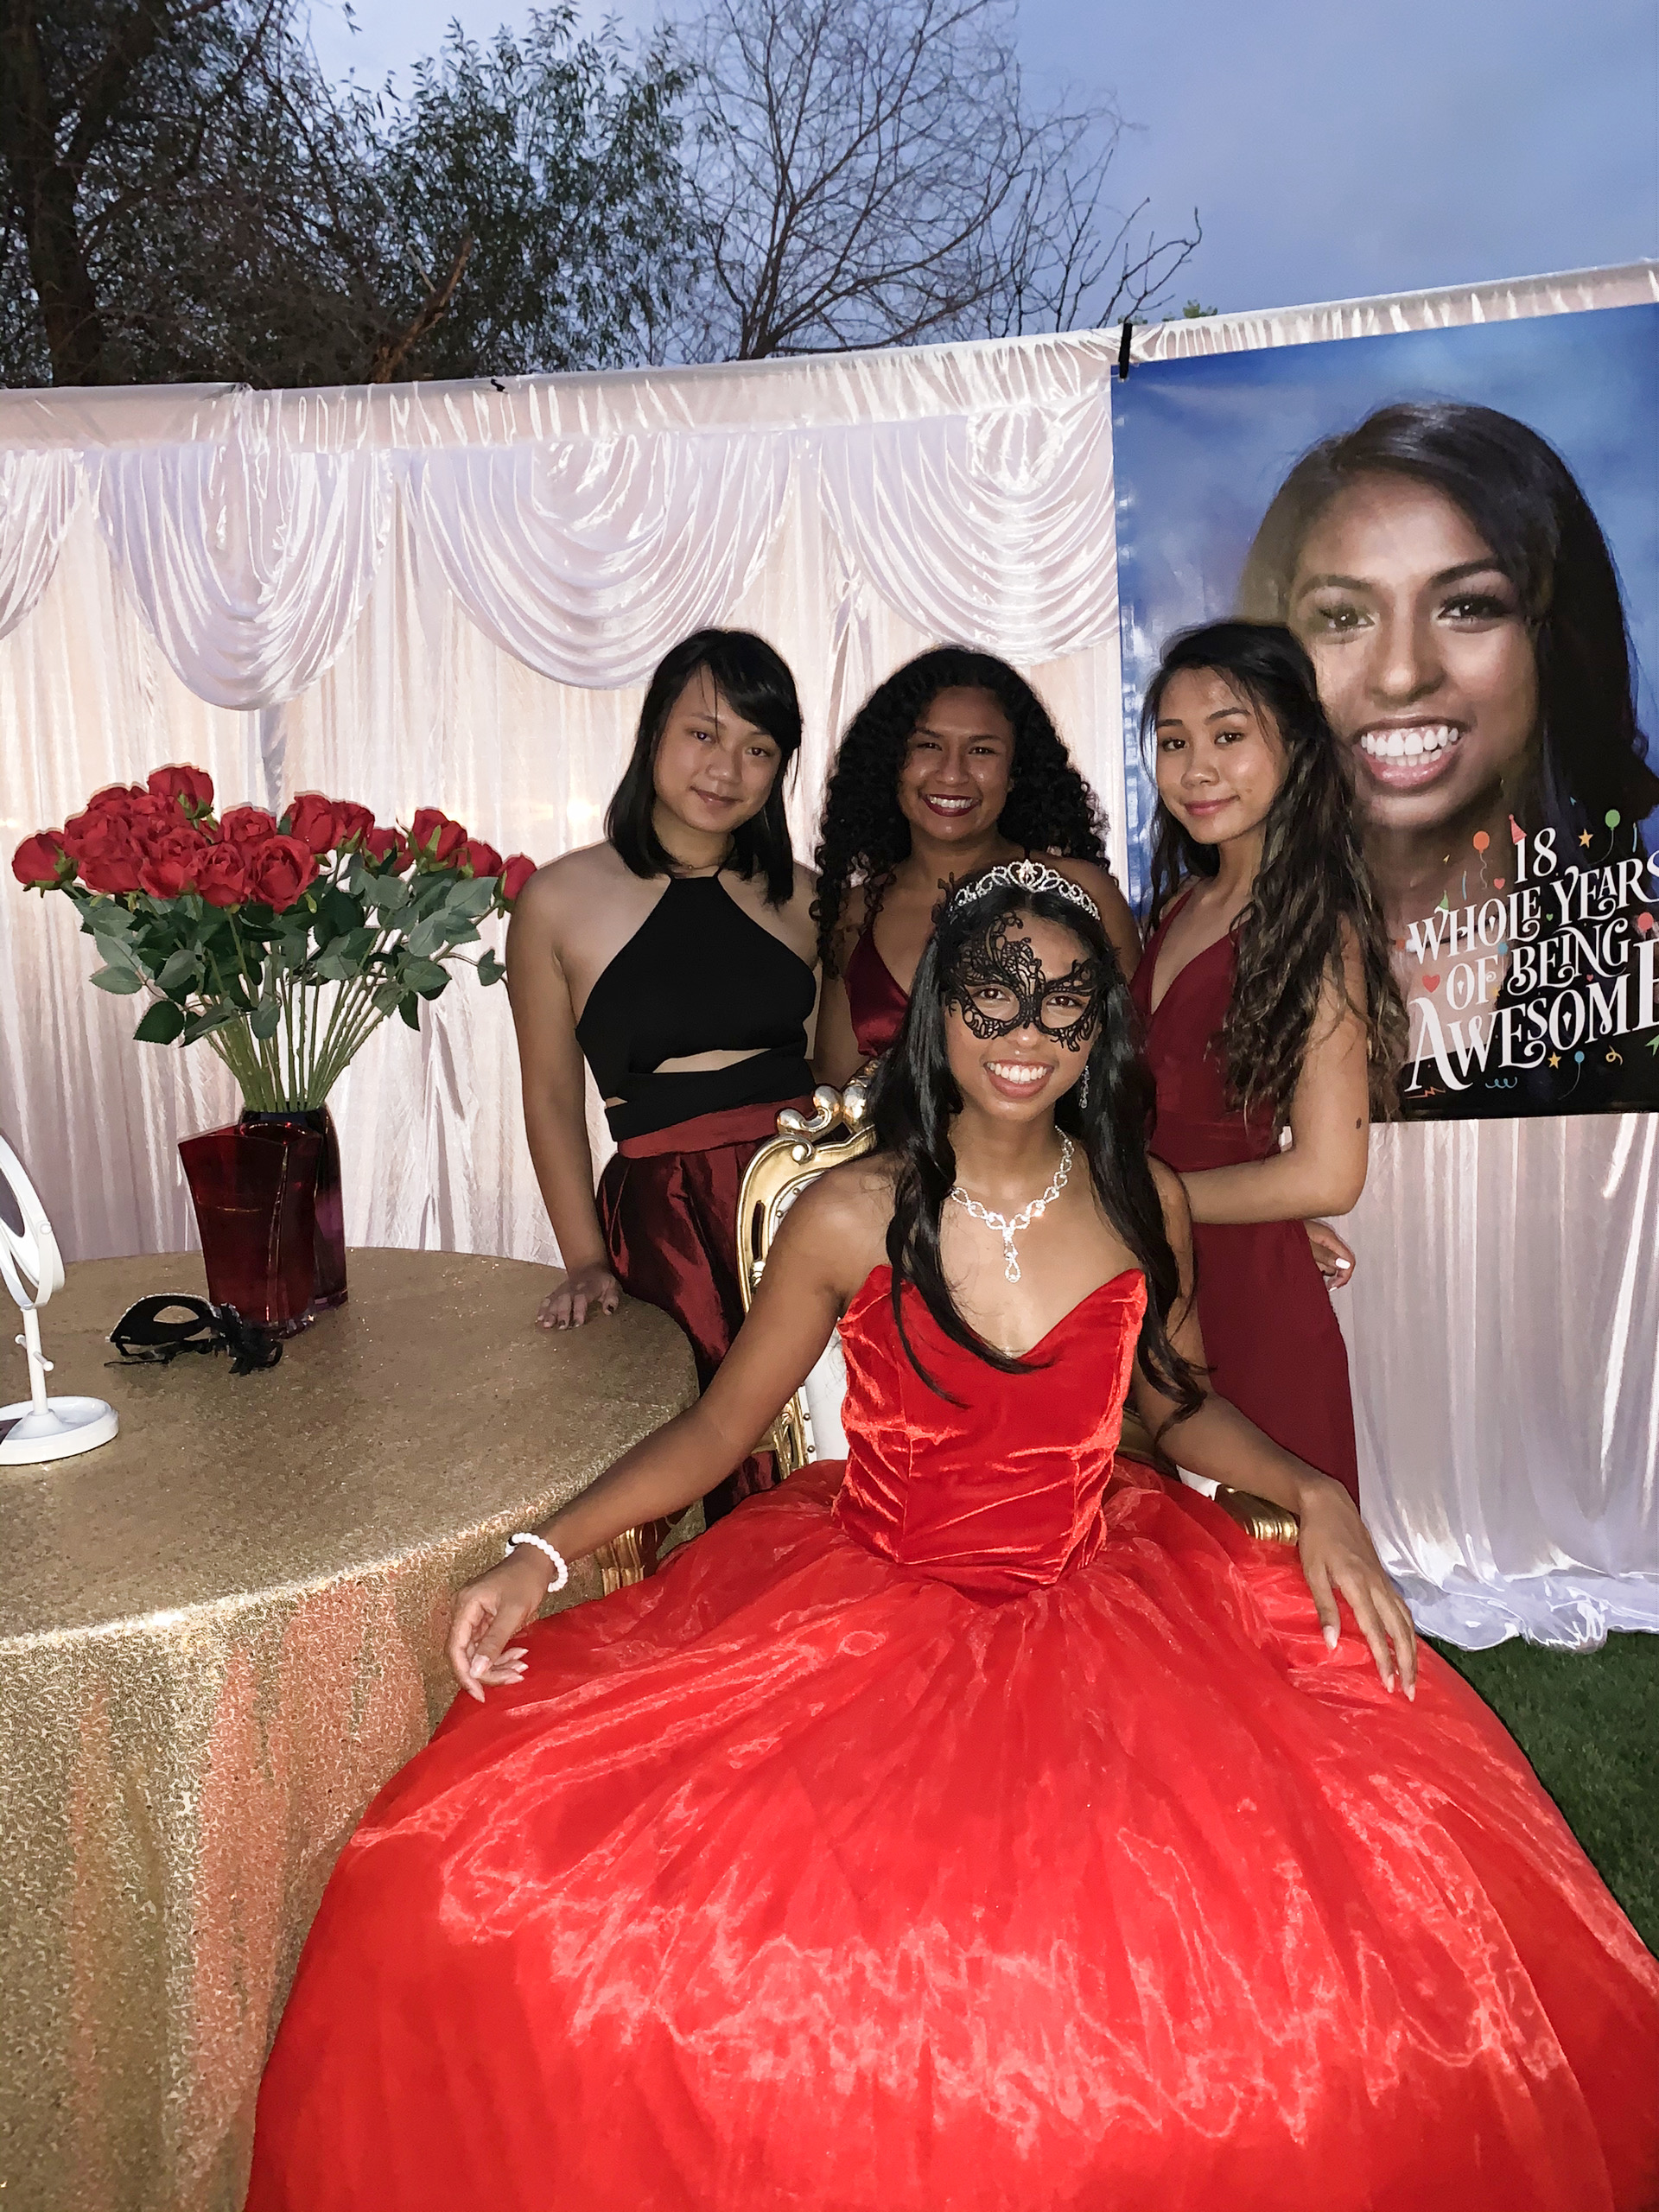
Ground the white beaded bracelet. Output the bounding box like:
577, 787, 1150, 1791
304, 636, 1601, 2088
506, 1532, 569, 1592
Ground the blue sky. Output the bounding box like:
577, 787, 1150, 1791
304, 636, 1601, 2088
307, 0, 1657, 319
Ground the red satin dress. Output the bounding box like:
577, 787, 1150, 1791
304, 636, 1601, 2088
246, 1271, 1656, 2212
842, 919, 909, 1060
1131, 906, 1363, 1503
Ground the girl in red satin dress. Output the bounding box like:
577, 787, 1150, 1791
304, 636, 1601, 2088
247, 865, 1654, 2212
812, 645, 1141, 1082
508, 630, 818, 1520
1130, 621, 1408, 1505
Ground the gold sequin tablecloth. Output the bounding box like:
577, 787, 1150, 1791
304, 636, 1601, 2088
0, 1251, 697, 2212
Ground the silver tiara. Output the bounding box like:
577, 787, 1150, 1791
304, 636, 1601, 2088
944, 858, 1100, 923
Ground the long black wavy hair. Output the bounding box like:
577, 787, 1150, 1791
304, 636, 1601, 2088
606, 630, 803, 906
813, 647, 1107, 971
871, 874, 1202, 1430
1237, 400, 1659, 837
1142, 621, 1407, 1127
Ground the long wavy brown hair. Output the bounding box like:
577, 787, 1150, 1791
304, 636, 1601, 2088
1142, 621, 1407, 1126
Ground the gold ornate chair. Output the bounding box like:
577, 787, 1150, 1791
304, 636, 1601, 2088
592, 1075, 1294, 1588
734, 1080, 878, 1478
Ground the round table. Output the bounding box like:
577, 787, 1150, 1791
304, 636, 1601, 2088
0, 1250, 696, 2212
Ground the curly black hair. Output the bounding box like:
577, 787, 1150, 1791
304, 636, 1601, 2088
812, 647, 1107, 974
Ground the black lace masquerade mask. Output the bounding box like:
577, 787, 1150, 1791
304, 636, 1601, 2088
943, 912, 1103, 1052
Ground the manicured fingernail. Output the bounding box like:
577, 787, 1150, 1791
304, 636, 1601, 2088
1323, 1624, 1338, 1649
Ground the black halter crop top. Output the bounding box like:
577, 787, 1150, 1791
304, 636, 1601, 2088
575, 874, 817, 1141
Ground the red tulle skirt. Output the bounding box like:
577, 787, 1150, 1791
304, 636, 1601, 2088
247, 1461, 1659, 2212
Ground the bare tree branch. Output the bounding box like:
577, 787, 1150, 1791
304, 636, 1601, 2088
368, 234, 473, 382
671, 0, 1201, 362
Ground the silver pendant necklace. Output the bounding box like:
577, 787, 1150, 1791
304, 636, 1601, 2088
947, 1135, 1074, 1284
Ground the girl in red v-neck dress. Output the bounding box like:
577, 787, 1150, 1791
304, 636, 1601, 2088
1129, 622, 1411, 1509
1130, 906, 1363, 1499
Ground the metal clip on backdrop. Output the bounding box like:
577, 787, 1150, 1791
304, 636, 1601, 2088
0, 1133, 118, 1462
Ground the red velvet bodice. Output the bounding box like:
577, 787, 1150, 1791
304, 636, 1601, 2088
830, 1266, 1145, 1596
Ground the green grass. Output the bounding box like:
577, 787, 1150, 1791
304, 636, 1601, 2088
1430, 1630, 1657, 1949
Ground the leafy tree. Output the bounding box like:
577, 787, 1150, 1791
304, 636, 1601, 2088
0, 0, 688, 385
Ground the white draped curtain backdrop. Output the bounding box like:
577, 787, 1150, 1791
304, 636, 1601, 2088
0, 264, 1653, 1647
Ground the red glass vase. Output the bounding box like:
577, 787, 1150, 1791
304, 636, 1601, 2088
179, 1122, 323, 1337
239, 1108, 348, 1312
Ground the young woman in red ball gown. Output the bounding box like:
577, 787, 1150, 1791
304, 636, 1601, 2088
246, 861, 1654, 2212
811, 645, 1141, 1083
1130, 621, 1408, 1506
507, 630, 818, 1520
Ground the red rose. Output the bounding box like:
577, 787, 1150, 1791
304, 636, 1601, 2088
195, 843, 250, 908
500, 854, 537, 904
138, 819, 206, 858
140, 854, 196, 899
137, 826, 208, 898
79, 851, 144, 894
286, 792, 341, 855
410, 809, 467, 865
463, 837, 503, 879
362, 824, 411, 871
219, 805, 278, 847
63, 809, 139, 864
329, 801, 374, 848
86, 783, 148, 816
147, 764, 214, 817
11, 831, 70, 888
245, 834, 318, 912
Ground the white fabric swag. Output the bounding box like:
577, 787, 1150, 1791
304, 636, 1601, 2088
0, 262, 1654, 1649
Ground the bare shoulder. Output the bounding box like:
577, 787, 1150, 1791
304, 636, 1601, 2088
825, 876, 870, 971
514, 841, 620, 916
770, 1149, 895, 1295
1055, 855, 1135, 918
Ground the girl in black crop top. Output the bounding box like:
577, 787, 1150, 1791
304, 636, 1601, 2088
505, 630, 820, 1522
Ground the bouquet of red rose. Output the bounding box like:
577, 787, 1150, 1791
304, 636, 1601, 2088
12, 766, 536, 1112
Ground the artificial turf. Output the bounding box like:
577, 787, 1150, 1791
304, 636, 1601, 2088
1431, 1630, 1657, 1950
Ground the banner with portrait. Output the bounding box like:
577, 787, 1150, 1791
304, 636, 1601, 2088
1112, 302, 1659, 1119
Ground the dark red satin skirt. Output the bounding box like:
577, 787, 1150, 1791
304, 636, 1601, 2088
597, 1097, 811, 1524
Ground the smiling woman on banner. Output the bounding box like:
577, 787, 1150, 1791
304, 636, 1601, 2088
1131, 621, 1407, 1506
246, 862, 1656, 2212
507, 629, 818, 1522
810, 645, 1141, 1084
1239, 399, 1659, 1114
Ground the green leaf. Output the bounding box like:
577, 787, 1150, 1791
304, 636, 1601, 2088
478, 950, 505, 987
133, 1000, 187, 1045
400, 957, 449, 995
372, 980, 405, 1015
181, 1007, 239, 1046
448, 876, 498, 919
88, 900, 136, 940
158, 948, 201, 992
89, 964, 143, 995
398, 993, 422, 1030
314, 886, 365, 948
369, 877, 411, 915
250, 997, 283, 1040
313, 947, 355, 983
403, 915, 447, 959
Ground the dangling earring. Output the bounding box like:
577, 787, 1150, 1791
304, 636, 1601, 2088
1078, 1062, 1092, 1113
